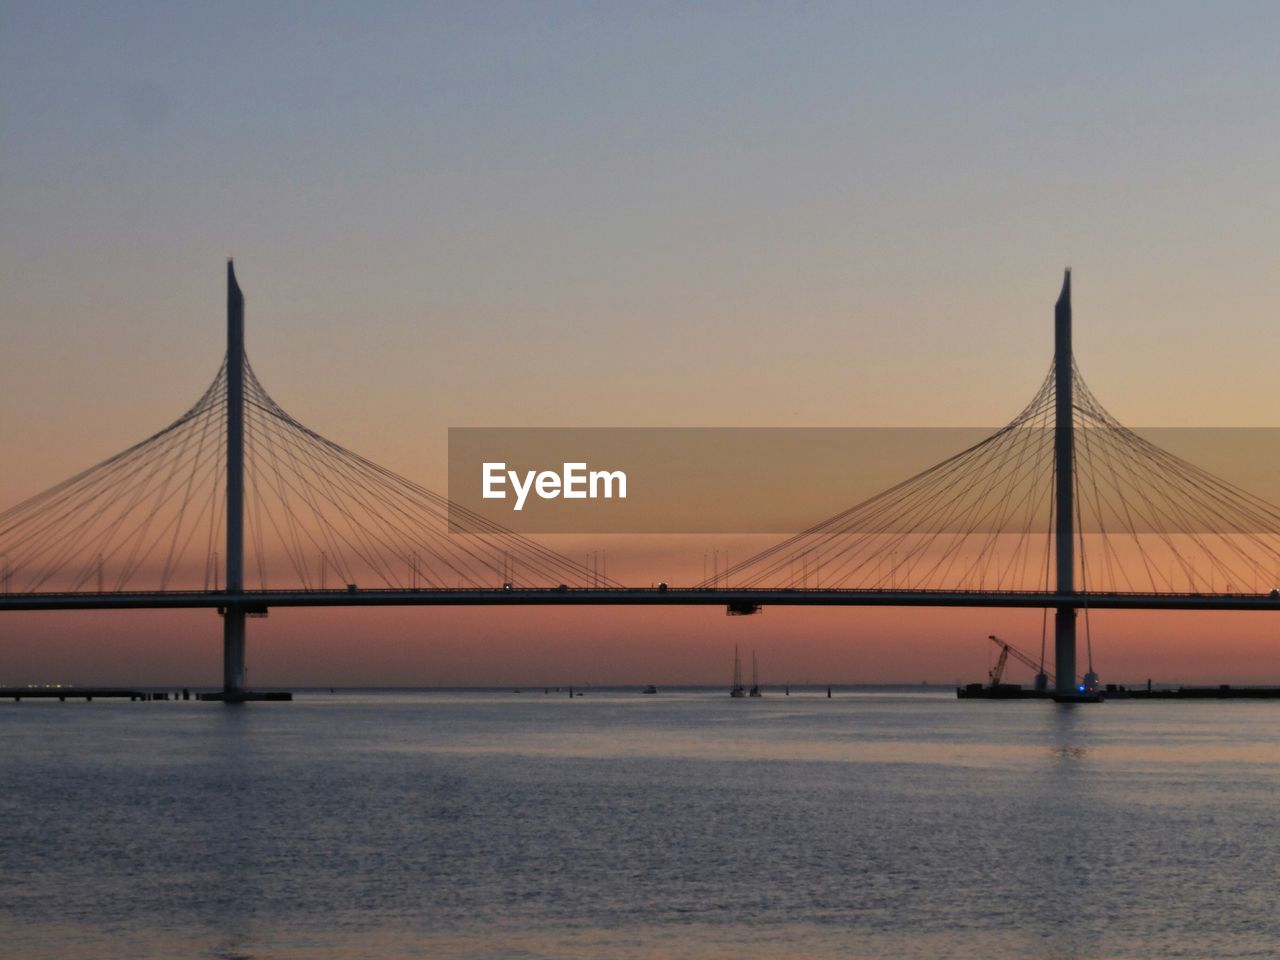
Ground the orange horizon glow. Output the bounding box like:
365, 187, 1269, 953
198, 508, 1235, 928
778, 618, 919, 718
4, 600, 1279, 689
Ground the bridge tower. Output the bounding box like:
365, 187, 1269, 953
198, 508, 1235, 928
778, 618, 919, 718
1053, 269, 1077, 695
224, 261, 247, 698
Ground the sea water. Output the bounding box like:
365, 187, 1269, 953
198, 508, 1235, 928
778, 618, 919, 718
2, 688, 1278, 959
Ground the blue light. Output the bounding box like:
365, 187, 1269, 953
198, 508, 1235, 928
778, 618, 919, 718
1078, 684, 1086, 692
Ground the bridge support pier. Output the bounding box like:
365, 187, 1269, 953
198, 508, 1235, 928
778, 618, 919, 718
223, 606, 246, 699
1054, 606, 1076, 696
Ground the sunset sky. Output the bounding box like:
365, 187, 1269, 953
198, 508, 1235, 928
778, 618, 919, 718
2, 2, 1279, 685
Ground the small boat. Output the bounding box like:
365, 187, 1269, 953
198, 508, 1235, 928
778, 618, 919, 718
749, 651, 762, 697
641, 684, 658, 694
730, 644, 746, 698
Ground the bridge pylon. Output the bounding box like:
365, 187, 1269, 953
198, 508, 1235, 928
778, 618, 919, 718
1052, 269, 1078, 697
223, 261, 247, 700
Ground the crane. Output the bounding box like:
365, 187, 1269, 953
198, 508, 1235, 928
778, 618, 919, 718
987, 634, 1052, 690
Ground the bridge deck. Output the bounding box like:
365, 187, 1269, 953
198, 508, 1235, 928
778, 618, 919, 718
1, 587, 1278, 612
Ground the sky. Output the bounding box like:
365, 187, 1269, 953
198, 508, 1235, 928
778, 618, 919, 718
2, 1, 1279, 685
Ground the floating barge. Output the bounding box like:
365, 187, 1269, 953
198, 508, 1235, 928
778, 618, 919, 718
197, 690, 292, 702
3, 687, 168, 702
1112, 684, 1280, 700
957, 682, 1280, 701
3, 686, 290, 702
957, 682, 1044, 700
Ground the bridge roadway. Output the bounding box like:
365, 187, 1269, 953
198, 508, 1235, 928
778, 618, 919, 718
2, 587, 1279, 612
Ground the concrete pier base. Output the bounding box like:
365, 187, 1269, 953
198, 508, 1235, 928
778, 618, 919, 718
223, 606, 246, 699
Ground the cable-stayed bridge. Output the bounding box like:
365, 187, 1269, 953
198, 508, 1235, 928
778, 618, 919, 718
3, 265, 1279, 700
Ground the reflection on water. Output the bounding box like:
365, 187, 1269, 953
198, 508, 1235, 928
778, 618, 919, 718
1050, 745, 1090, 760
3, 689, 1280, 959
